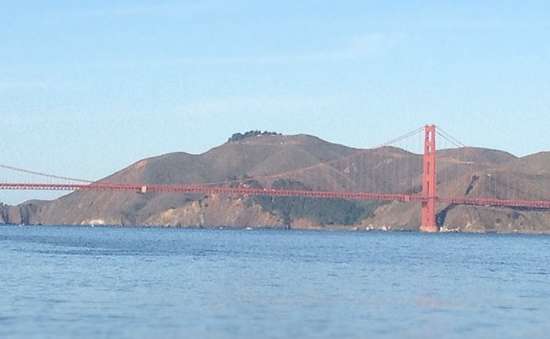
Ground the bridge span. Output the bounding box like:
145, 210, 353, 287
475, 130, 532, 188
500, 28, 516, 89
2, 125, 550, 232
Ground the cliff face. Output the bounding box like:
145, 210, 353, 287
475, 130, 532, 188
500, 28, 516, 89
3, 133, 550, 233
0, 201, 45, 225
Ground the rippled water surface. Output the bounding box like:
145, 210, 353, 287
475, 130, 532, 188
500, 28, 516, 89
1, 225, 550, 339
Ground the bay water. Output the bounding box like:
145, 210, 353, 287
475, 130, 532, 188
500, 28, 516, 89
1, 225, 549, 338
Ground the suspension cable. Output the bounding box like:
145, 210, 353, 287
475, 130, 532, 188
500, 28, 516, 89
378, 127, 425, 148
437, 127, 467, 148
0, 164, 93, 183
0, 126, 427, 188
202, 125, 426, 186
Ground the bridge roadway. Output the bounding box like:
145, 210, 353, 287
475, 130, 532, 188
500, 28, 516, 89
2, 182, 550, 210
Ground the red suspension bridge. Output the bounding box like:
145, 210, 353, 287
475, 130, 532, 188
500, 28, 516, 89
2, 125, 550, 232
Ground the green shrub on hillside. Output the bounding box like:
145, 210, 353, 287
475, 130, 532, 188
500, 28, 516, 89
228, 131, 281, 142
249, 179, 381, 226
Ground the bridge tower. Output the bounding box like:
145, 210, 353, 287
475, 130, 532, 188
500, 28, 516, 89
420, 124, 438, 232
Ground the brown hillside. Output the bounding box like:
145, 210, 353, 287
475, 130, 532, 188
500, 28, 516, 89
2, 134, 550, 233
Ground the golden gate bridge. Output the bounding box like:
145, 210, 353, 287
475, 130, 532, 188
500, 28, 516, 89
2, 125, 550, 232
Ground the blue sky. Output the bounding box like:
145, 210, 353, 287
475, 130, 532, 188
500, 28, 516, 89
1, 0, 549, 203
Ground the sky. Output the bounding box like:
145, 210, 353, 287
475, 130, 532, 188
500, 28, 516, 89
1, 0, 549, 203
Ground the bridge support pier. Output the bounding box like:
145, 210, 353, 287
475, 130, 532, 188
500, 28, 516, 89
420, 124, 439, 233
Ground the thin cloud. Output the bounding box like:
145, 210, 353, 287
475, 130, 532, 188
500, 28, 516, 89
170, 33, 403, 66
63, 0, 230, 19
176, 95, 343, 120
0, 81, 48, 90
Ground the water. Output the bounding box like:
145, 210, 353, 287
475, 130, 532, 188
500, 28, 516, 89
1, 226, 550, 339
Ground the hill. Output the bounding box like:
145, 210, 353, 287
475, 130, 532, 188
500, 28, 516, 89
2, 132, 550, 233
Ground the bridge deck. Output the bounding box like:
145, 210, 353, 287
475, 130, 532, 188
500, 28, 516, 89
2, 183, 550, 210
